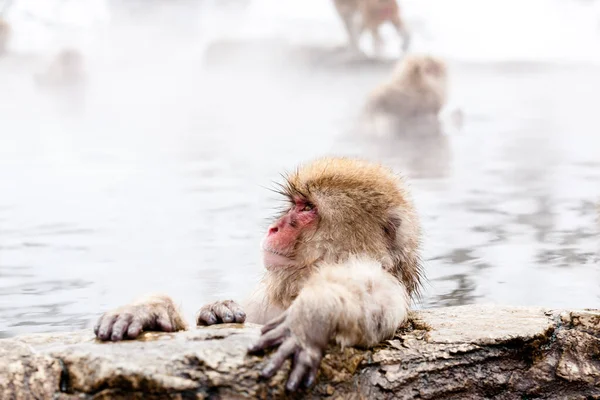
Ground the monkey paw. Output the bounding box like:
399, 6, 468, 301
196, 300, 246, 326
247, 311, 324, 392
94, 297, 180, 341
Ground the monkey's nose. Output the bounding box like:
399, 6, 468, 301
268, 226, 279, 236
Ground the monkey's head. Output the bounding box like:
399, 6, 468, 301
394, 54, 447, 88
262, 157, 422, 295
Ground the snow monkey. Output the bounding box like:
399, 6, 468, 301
366, 54, 448, 121
0, 18, 10, 55
94, 157, 423, 392
332, 0, 411, 55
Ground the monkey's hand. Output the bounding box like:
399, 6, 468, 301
247, 309, 327, 392
94, 294, 187, 341
196, 300, 246, 326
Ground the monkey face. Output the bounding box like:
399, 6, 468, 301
262, 197, 319, 270
262, 158, 413, 271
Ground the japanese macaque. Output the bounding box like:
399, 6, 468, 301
366, 54, 448, 122
34, 48, 86, 88
332, 0, 411, 55
94, 157, 423, 392
0, 18, 10, 55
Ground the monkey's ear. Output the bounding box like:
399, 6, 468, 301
383, 213, 402, 246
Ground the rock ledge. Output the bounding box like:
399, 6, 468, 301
1, 305, 599, 399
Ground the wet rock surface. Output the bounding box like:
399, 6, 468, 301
1, 305, 599, 399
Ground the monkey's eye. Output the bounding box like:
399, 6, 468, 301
301, 203, 314, 212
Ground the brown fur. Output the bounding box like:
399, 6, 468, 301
243, 157, 422, 392
264, 157, 422, 303
0, 18, 10, 55
359, 0, 404, 31
333, 0, 410, 54
367, 54, 448, 120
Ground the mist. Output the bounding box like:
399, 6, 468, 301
0, 0, 599, 337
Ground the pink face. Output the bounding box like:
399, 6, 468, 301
261, 197, 318, 270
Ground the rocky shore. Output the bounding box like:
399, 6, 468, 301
1, 304, 599, 399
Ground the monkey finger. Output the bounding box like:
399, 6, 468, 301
285, 361, 308, 392
303, 364, 319, 388
156, 312, 174, 332
260, 338, 298, 378
93, 314, 105, 336
97, 314, 118, 341
197, 309, 218, 326
223, 301, 246, 323
127, 320, 144, 339
260, 311, 288, 334
290, 349, 299, 373
248, 324, 289, 353
212, 302, 235, 323
110, 314, 133, 341
233, 310, 246, 323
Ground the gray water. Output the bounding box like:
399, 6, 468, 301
0, 0, 599, 338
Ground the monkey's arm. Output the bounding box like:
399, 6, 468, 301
248, 256, 410, 391
94, 294, 188, 341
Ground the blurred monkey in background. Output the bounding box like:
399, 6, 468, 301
366, 54, 448, 122
332, 0, 411, 56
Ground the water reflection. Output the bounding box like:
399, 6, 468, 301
341, 116, 452, 180
429, 273, 480, 307
0, 0, 599, 337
